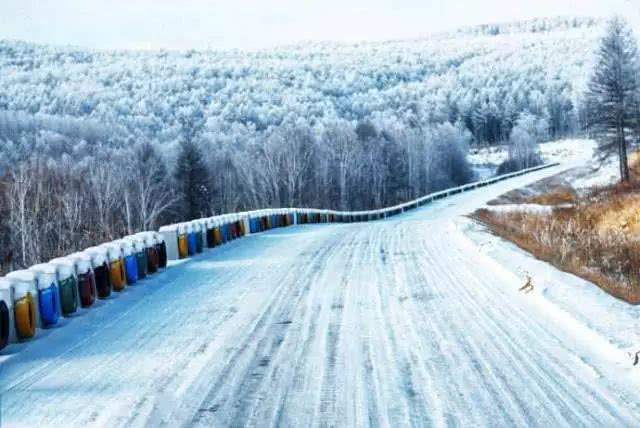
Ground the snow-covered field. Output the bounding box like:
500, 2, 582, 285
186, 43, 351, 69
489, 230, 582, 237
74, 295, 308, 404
2, 151, 640, 427
468, 145, 510, 167
469, 139, 612, 188
468, 139, 596, 168
468, 139, 598, 181
541, 139, 623, 190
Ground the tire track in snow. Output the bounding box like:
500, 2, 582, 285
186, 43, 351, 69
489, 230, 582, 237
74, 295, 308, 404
419, 226, 634, 426
268, 228, 368, 427
313, 229, 363, 427
367, 225, 437, 427
1, 230, 327, 427
14, 245, 285, 426
91, 251, 298, 428
412, 227, 548, 426
392, 222, 513, 426
229, 229, 359, 427
255, 227, 366, 427
430, 231, 636, 425
421, 232, 590, 426
153, 231, 338, 427
187, 228, 352, 427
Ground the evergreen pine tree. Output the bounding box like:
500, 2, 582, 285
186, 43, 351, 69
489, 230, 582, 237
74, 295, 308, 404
174, 140, 211, 220
586, 17, 639, 182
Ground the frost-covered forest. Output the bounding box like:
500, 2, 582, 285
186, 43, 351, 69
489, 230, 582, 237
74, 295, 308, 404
0, 17, 604, 271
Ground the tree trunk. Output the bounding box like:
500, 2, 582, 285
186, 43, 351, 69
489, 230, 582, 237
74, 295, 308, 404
619, 121, 630, 182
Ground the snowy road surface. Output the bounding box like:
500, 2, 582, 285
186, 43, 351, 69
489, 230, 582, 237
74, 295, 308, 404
2, 163, 640, 427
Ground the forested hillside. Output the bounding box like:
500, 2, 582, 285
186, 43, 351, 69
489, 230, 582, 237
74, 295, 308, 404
0, 17, 603, 271
1, 17, 598, 146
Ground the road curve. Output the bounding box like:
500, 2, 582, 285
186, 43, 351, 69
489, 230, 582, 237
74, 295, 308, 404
1, 164, 639, 427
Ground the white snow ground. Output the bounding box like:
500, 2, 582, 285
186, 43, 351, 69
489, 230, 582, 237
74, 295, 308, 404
468, 139, 597, 168
547, 139, 622, 191
468, 139, 598, 182
1, 150, 640, 427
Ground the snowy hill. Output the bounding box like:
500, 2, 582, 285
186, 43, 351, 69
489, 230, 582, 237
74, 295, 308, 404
0, 17, 607, 264
0, 16, 602, 151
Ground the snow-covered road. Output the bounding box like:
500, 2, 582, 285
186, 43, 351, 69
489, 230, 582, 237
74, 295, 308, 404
1, 163, 639, 427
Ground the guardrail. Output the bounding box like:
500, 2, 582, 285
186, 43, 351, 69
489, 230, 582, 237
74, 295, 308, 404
0, 162, 559, 350
159, 162, 560, 260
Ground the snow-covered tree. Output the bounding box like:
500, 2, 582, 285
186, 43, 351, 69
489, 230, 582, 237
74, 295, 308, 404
174, 140, 211, 220
131, 142, 176, 230
585, 17, 639, 182
498, 112, 545, 173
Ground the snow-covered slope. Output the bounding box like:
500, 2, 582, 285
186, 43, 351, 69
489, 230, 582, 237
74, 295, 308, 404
1, 159, 639, 427
0, 17, 601, 150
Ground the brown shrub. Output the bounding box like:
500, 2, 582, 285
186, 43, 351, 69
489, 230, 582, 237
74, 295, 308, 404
473, 205, 640, 304
476, 149, 640, 304
524, 187, 577, 205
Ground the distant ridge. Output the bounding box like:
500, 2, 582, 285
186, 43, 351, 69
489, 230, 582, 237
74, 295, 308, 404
452, 16, 602, 38
0, 14, 603, 156
0, 16, 604, 55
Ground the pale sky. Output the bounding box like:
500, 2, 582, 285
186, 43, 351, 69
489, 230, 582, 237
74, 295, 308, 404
1, 0, 639, 51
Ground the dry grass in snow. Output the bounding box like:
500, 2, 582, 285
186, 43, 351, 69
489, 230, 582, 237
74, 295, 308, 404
474, 178, 640, 304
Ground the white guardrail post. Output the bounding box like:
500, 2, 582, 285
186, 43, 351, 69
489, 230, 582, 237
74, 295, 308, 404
158, 225, 179, 261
